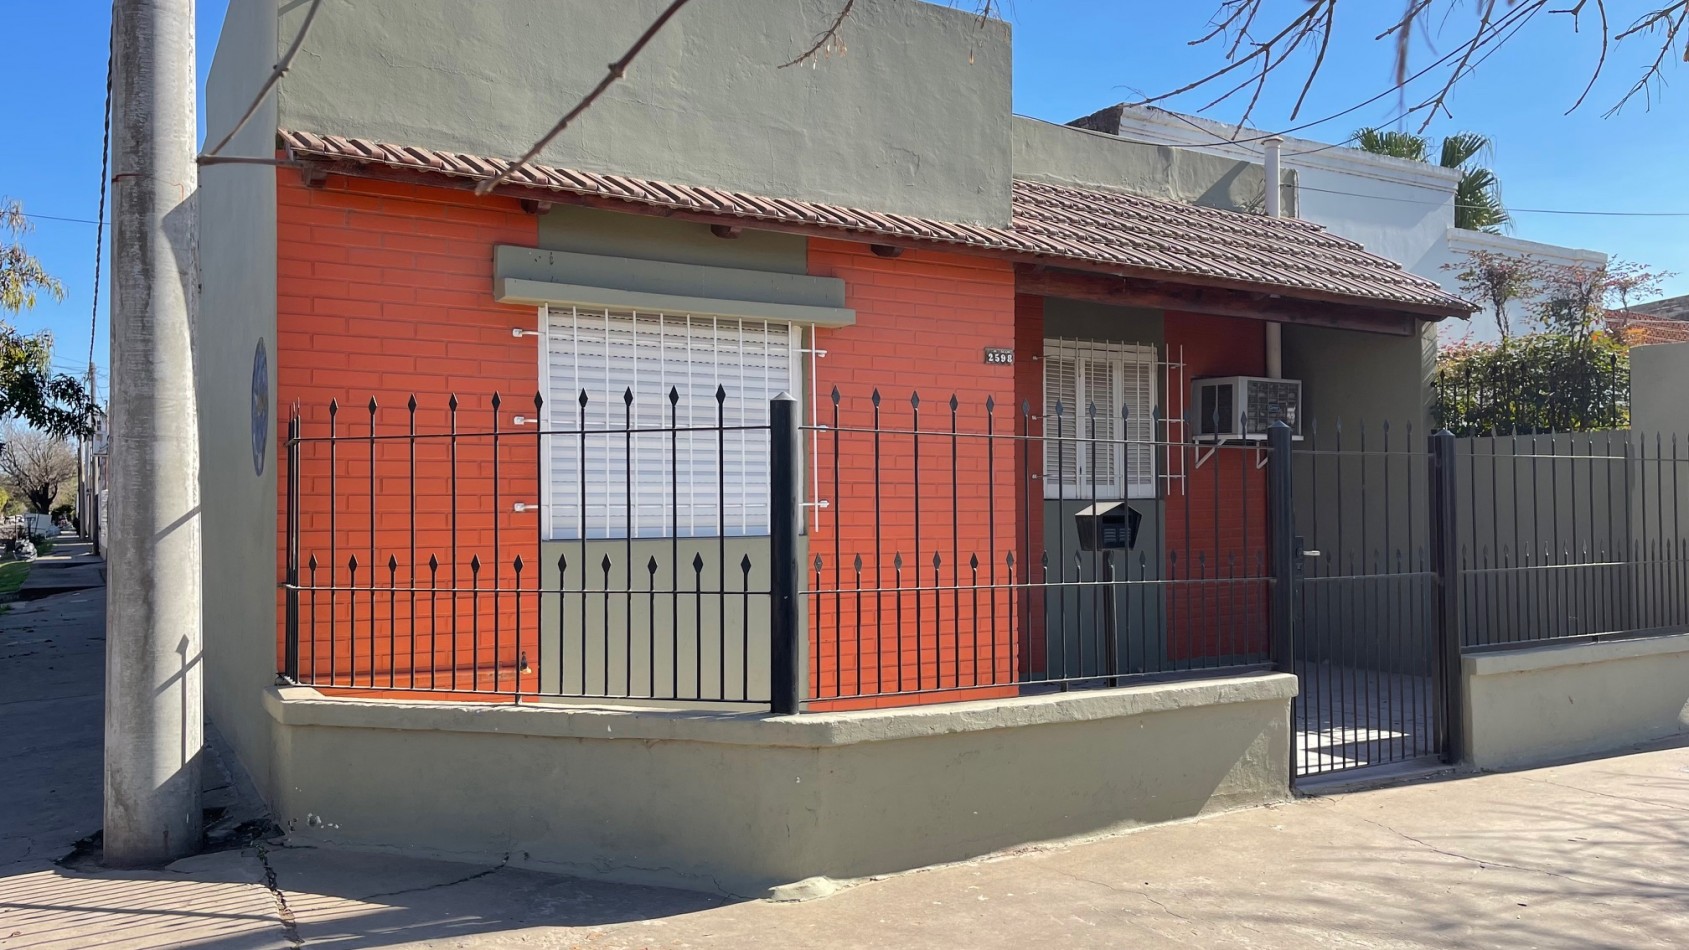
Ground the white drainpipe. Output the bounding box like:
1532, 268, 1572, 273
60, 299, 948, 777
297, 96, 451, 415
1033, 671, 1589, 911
1262, 135, 1285, 379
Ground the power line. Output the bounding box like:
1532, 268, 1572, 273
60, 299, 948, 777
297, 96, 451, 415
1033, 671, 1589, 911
89, 36, 113, 404
1295, 183, 1689, 217
1140, 0, 1545, 149
24, 213, 109, 226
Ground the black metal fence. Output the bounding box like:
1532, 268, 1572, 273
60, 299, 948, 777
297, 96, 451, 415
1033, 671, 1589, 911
1454, 430, 1689, 650
281, 388, 779, 706
279, 388, 1689, 761
1286, 420, 1443, 778
801, 389, 1273, 706
1433, 350, 1628, 436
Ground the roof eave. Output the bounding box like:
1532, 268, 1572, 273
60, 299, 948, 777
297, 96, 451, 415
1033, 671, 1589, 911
279, 136, 1472, 323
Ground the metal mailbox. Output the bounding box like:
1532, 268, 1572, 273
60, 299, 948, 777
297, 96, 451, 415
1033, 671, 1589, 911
1073, 501, 1142, 552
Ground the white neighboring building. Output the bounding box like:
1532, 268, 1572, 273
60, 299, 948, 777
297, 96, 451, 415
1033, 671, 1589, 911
1424, 229, 1607, 343
1069, 105, 1606, 343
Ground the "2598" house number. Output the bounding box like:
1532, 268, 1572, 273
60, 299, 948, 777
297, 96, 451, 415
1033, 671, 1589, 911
983, 347, 1014, 365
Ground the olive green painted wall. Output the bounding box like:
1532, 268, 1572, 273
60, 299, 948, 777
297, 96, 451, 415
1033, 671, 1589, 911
266, 673, 1296, 896
1281, 320, 1435, 437
537, 206, 812, 275
1630, 342, 1689, 438
536, 537, 796, 705
200, 0, 281, 799
276, 0, 1014, 225
1013, 116, 1295, 214
1463, 633, 1689, 769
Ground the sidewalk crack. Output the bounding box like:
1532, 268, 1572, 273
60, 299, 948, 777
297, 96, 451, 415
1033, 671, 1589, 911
1051, 869, 1192, 922
358, 857, 507, 901
254, 841, 304, 949
1357, 817, 1576, 880
1518, 775, 1689, 814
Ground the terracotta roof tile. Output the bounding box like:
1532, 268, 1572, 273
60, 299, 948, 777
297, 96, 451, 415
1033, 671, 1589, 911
279, 129, 1471, 316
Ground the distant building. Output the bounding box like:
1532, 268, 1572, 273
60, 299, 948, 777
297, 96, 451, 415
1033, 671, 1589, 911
1072, 105, 1608, 344
1631, 294, 1689, 322
1611, 294, 1689, 344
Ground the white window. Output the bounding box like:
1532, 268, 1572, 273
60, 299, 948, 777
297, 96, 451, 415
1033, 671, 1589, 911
542, 305, 799, 540
1042, 338, 1157, 499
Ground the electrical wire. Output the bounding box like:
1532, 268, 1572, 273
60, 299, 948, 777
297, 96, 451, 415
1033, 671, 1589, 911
87, 37, 112, 404
1294, 183, 1689, 217
25, 213, 109, 226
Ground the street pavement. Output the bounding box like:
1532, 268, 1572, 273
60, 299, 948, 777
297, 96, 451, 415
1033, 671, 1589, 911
3, 540, 1687, 949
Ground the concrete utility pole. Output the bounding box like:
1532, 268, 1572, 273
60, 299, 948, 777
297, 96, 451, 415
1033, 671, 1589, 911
104, 0, 204, 866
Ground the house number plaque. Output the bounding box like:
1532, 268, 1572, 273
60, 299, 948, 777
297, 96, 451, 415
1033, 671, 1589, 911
983, 347, 1014, 365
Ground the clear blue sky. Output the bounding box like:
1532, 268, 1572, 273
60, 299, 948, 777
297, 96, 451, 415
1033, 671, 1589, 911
6, 0, 1687, 398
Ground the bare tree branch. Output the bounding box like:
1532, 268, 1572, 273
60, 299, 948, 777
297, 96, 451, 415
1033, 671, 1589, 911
782, 0, 858, 69
1409, 0, 1504, 132
1559, 0, 1610, 112
1143, 1, 1333, 129
202, 0, 325, 159
0, 424, 78, 514
784, 1, 1001, 70
474, 0, 697, 196
1606, 1, 1689, 114
1153, 0, 1686, 133
1291, 6, 1337, 119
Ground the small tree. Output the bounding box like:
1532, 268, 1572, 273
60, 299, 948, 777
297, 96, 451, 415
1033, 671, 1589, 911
1534, 259, 1668, 338
1442, 249, 1535, 340
1, 200, 100, 437
0, 423, 79, 513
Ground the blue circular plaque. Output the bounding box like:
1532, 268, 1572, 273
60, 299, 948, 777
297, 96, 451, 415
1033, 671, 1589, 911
251, 340, 269, 477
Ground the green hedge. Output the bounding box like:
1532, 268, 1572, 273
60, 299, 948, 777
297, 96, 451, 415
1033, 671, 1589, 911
1434, 332, 1629, 436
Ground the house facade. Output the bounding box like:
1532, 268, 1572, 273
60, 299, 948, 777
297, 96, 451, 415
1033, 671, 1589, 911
1076, 105, 1609, 346
197, 0, 1496, 894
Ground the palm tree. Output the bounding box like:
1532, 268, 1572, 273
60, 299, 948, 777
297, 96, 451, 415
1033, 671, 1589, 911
1353, 128, 1510, 232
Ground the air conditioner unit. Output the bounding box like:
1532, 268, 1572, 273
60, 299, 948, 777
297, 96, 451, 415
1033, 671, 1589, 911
1193, 376, 1303, 441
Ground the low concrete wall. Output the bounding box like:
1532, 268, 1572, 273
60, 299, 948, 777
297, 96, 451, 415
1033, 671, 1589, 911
265, 673, 1296, 897
1463, 634, 1689, 770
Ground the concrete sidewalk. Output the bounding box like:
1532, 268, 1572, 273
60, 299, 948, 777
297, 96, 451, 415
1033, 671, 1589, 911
13, 539, 106, 601
3, 555, 1687, 949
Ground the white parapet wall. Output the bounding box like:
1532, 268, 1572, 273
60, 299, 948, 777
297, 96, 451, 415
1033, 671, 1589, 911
1463, 634, 1689, 770
261, 673, 1296, 898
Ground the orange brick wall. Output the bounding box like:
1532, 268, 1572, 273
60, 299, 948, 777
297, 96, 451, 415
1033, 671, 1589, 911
1165, 312, 1271, 660
269, 175, 1275, 697
275, 170, 541, 692
805, 240, 1021, 707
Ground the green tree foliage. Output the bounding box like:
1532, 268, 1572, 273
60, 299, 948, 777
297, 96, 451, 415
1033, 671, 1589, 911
1441, 249, 1535, 340
1436, 332, 1630, 436
1435, 256, 1669, 434
1354, 128, 1509, 232
0, 200, 99, 437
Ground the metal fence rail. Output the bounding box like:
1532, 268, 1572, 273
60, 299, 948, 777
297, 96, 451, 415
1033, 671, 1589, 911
276, 386, 1689, 756
1455, 431, 1689, 651
801, 388, 1272, 705
1286, 420, 1442, 778
1433, 351, 1628, 436
282, 388, 776, 705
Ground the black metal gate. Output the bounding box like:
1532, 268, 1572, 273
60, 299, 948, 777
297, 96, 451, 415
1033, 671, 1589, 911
1268, 424, 1459, 782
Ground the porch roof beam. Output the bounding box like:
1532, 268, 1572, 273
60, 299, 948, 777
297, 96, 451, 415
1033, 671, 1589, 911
1014, 266, 1422, 337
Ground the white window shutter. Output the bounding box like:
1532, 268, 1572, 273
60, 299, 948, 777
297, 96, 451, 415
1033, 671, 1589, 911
1043, 339, 1158, 500
1043, 354, 1079, 493
544, 307, 795, 539
1122, 352, 1156, 495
